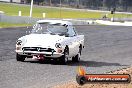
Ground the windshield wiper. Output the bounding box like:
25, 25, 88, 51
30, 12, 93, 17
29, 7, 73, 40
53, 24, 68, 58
50, 33, 56, 35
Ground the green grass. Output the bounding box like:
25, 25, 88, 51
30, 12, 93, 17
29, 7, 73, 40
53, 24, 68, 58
0, 22, 32, 28
0, 2, 132, 18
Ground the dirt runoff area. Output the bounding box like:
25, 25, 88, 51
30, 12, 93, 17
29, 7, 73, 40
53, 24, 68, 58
53, 67, 132, 88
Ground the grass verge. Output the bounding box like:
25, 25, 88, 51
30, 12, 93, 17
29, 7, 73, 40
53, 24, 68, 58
0, 22, 32, 28
0, 2, 132, 18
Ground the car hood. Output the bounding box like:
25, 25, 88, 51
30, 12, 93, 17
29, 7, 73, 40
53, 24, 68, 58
23, 34, 66, 48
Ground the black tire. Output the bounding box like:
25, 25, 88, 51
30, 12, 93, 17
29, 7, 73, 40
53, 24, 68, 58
79, 45, 82, 55
72, 46, 81, 62
52, 58, 59, 64
60, 47, 69, 65
72, 54, 80, 62
16, 53, 26, 62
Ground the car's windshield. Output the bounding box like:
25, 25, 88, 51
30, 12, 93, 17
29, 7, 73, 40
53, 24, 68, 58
31, 23, 68, 35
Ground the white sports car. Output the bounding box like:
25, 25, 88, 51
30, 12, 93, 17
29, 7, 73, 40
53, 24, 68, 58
15, 20, 84, 64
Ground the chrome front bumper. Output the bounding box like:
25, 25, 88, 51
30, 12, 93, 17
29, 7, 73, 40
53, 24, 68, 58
16, 50, 63, 58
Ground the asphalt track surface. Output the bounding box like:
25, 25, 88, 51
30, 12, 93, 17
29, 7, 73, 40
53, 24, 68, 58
0, 25, 132, 88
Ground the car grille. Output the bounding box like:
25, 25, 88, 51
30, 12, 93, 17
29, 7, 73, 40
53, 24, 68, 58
22, 47, 55, 52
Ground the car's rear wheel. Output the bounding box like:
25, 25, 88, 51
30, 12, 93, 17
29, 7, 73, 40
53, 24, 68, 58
72, 46, 82, 62
16, 53, 26, 62
60, 47, 69, 65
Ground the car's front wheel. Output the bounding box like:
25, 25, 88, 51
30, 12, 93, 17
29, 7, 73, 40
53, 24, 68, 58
60, 47, 69, 64
72, 47, 81, 62
16, 53, 26, 62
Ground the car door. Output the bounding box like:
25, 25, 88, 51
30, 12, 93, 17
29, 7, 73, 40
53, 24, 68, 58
67, 26, 79, 57
72, 28, 80, 55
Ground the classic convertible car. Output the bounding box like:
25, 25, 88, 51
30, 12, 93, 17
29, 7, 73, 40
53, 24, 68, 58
15, 20, 84, 64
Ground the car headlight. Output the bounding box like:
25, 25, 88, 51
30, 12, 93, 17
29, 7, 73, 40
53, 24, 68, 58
16, 40, 22, 45
55, 43, 62, 48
